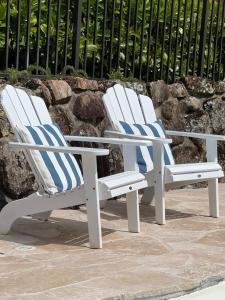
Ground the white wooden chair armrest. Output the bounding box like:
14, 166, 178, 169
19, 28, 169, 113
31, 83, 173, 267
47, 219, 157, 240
64, 135, 152, 146
166, 131, 222, 166
104, 130, 172, 144
8, 142, 109, 157
166, 130, 225, 141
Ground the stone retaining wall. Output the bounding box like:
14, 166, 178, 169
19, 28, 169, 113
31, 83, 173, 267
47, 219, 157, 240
0, 76, 225, 206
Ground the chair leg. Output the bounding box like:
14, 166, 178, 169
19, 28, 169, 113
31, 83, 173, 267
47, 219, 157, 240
0, 198, 51, 234
152, 141, 166, 225
0, 190, 85, 235
100, 200, 107, 209
141, 186, 154, 205
86, 196, 102, 249
0, 204, 17, 234
208, 178, 219, 218
126, 190, 140, 233
154, 175, 166, 225
206, 139, 219, 217
82, 154, 102, 249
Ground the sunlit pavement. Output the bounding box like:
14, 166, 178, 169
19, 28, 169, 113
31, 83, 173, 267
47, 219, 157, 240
1, 184, 225, 299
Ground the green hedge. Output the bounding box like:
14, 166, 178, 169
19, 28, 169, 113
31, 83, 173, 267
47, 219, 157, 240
0, 0, 224, 81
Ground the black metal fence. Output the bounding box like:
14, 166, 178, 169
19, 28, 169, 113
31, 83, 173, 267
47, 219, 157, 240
1, 0, 225, 82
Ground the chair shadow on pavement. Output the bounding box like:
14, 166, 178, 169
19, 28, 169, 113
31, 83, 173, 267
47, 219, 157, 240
0, 216, 114, 249
79, 199, 196, 223
0, 199, 199, 250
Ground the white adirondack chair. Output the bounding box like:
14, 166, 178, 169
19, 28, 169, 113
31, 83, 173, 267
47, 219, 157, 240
103, 84, 224, 225
0, 84, 168, 249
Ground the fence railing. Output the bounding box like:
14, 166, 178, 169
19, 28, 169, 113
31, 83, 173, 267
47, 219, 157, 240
1, 0, 225, 82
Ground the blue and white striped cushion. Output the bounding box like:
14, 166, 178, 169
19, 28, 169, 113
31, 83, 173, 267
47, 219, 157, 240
16, 124, 83, 195
118, 119, 174, 174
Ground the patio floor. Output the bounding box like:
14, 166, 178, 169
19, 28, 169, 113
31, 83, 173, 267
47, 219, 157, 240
1, 184, 225, 300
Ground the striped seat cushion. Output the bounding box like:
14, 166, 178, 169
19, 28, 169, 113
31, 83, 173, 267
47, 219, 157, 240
16, 124, 83, 195
118, 119, 174, 174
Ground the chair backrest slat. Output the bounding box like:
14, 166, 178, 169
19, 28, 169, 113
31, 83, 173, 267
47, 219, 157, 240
15, 89, 40, 125
1, 85, 42, 129
2, 85, 32, 127
1, 88, 23, 128
103, 84, 157, 128
124, 88, 145, 123
30, 96, 52, 124
102, 93, 119, 129
139, 95, 157, 123
113, 85, 134, 123
105, 86, 125, 122
1, 86, 52, 131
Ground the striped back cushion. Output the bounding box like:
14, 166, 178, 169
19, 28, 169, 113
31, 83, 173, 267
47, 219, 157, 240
16, 124, 83, 195
118, 119, 174, 174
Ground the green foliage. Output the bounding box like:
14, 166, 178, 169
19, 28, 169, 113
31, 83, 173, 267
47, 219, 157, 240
27, 65, 51, 78
18, 70, 31, 82
108, 69, 125, 80
62, 65, 77, 76
7, 65, 52, 83
7, 68, 31, 84
7, 68, 19, 84
108, 69, 140, 82
61, 65, 88, 78
0, 0, 224, 81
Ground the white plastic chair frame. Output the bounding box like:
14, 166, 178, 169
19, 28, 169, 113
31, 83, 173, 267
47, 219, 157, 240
0, 84, 168, 249
103, 84, 224, 224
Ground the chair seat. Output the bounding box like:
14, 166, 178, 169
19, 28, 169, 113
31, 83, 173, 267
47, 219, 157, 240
99, 171, 146, 189
165, 162, 223, 183
98, 171, 148, 200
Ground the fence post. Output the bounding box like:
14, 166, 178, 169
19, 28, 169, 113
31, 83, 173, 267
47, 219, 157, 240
5, 0, 10, 71
25, 0, 31, 69
72, 0, 82, 69
198, 0, 209, 77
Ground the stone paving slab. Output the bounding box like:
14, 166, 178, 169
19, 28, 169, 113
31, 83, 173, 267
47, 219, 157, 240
1, 184, 225, 299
